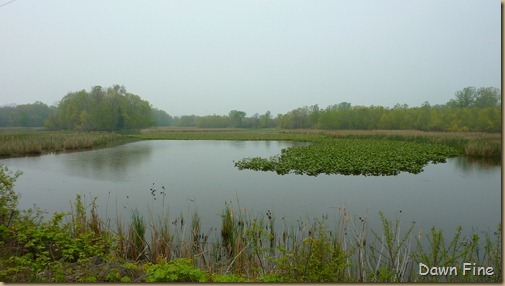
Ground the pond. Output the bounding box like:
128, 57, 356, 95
0, 140, 501, 239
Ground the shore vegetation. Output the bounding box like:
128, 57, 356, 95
0, 165, 500, 282
0, 129, 123, 157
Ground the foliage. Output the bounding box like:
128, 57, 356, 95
151, 108, 173, 126
447, 86, 501, 108
274, 217, 350, 282
0, 165, 22, 228
1, 85, 500, 133
235, 138, 460, 176
0, 102, 54, 128
145, 258, 206, 282
45, 85, 154, 131
167, 86, 500, 132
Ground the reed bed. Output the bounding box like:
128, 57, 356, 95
109, 197, 501, 282
0, 130, 123, 157
1, 188, 501, 282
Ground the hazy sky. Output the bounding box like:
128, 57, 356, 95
1, 0, 500, 116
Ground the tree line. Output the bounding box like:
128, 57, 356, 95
0, 86, 501, 133
0, 102, 54, 127
168, 86, 501, 132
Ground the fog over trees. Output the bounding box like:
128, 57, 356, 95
0, 86, 500, 133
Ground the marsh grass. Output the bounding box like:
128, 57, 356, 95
2, 192, 502, 282
127, 209, 147, 261
114, 198, 499, 282
412, 225, 501, 282
135, 128, 501, 158
0, 130, 123, 157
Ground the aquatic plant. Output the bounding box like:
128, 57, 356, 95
235, 138, 460, 176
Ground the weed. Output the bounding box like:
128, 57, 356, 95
145, 258, 206, 282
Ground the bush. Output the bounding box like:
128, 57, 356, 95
0, 165, 22, 228
145, 258, 206, 282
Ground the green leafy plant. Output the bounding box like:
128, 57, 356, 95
275, 217, 350, 282
0, 165, 22, 228
145, 258, 206, 282
235, 139, 459, 176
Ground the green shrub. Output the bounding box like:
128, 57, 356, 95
275, 218, 350, 282
145, 258, 206, 282
0, 165, 22, 228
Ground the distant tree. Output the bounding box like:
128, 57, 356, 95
447, 86, 477, 108
0, 102, 53, 127
474, 87, 501, 108
446, 86, 501, 109
152, 108, 173, 126
45, 85, 154, 131
242, 113, 260, 128
196, 114, 229, 128
176, 115, 197, 127
259, 111, 273, 128
308, 105, 320, 127
228, 110, 246, 128
336, 102, 352, 110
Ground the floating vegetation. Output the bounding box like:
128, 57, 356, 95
234, 139, 460, 176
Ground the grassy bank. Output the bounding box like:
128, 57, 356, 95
135, 127, 501, 159
133, 127, 324, 142
0, 129, 125, 157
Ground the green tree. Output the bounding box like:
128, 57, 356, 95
46, 85, 154, 131
259, 111, 273, 128
447, 87, 477, 108
0, 165, 22, 228
228, 110, 246, 128
474, 87, 501, 108
152, 108, 173, 126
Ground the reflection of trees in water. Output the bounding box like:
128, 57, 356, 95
229, 141, 246, 149
63, 142, 153, 180
454, 156, 501, 174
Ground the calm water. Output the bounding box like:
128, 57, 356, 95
0, 140, 501, 238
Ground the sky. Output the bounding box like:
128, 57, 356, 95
0, 0, 501, 117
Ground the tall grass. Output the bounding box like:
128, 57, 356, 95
108, 197, 500, 282
0, 130, 124, 157
127, 209, 147, 260
2, 190, 501, 282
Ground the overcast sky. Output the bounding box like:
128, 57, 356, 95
1, 0, 500, 116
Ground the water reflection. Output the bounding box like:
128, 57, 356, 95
62, 141, 154, 181
453, 156, 502, 175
